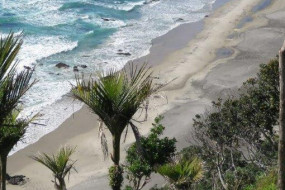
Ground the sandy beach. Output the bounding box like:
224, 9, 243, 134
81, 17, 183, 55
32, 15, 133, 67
6, 0, 285, 189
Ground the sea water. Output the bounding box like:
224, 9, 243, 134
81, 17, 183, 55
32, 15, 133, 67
0, 0, 215, 154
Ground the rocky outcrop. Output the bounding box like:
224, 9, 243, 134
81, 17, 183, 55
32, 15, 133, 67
24, 66, 31, 70
73, 66, 79, 72
176, 18, 184, 22
101, 17, 115, 21
55, 62, 69, 69
6, 174, 27, 185
144, 0, 160, 4
117, 52, 131, 56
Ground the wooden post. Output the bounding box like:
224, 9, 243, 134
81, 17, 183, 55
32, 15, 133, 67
279, 40, 285, 190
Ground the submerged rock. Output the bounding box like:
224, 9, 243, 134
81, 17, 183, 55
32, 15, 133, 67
144, 0, 159, 4
80, 64, 87, 68
73, 66, 79, 72
176, 18, 184, 22
24, 66, 31, 70
101, 17, 115, 21
117, 52, 131, 56
55, 62, 69, 69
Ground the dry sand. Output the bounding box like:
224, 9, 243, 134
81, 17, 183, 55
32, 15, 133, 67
7, 0, 285, 189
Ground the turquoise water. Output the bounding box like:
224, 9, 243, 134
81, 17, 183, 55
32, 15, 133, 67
0, 0, 215, 153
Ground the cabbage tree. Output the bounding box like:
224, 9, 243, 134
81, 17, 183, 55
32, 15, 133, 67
72, 64, 158, 190
0, 33, 35, 190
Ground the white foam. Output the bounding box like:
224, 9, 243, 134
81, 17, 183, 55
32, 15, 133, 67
17, 35, 78, 69
10, 97, 83, 155
2, 0, 76, 26
115, 1, 146, 11
78, 0, 210, 73
93, 0, 145, 11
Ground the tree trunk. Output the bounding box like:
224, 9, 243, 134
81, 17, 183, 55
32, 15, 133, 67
59, 178, 67, 190
110, 133, 123, 190
54, 178, 66, 190
278, 40, 285, 190
112, 133, 121, 165
1, 155, 7, 190
0, 161, 2, 189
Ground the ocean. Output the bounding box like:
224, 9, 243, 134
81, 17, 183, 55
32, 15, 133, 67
0, 0, 215, 154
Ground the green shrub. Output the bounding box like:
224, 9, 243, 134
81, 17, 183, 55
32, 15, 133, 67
255, 170, 277, 190
187, 58, 279, 189
109, 165, 124, 190
125, 116, 176, 190
157, 157, 203, 189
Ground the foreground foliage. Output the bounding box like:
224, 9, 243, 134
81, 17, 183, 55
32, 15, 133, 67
124, 116, 176, 190
158, 157, 203, 190
187, 58, 279, 189
0, 33, 35, 190
72, 64, 159, 190
32, 146, 77, 190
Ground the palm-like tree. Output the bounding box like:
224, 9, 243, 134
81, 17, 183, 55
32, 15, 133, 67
0, 33, 35, 190
157, 157, 204, 190
31, 146, 77, 190
72, 64, 158, 190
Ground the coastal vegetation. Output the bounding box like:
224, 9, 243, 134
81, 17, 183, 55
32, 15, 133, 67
72, 64, 160, 190
31, 146, 77, 190
157, 157, 203, 190
0, 33, 36, 190
124, 116, 176, 190
147, 58, 279, 189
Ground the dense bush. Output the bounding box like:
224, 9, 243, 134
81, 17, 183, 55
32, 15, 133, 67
187, 58, 279, 189
244, 169, 277, 190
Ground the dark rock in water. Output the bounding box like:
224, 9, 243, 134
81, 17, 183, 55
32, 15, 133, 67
144, 0, 159, 4
101, 17, 115, 21
117, 52, 131, 56
118, 49, 123, 52
73, 66, 79, 72
38, 63, 44, 66
48, 72, 55, 75
55, 62, 69, 69
6, 174, 27, 185
176, 18, 184, 22
205, 15, 209, 18
80, 65, 87, 68
24, 66, 31, 70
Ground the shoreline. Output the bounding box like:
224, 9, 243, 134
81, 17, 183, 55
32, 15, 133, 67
132, 0, 233, 68
8, 0, 285, 189
11, 0, 228, 155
